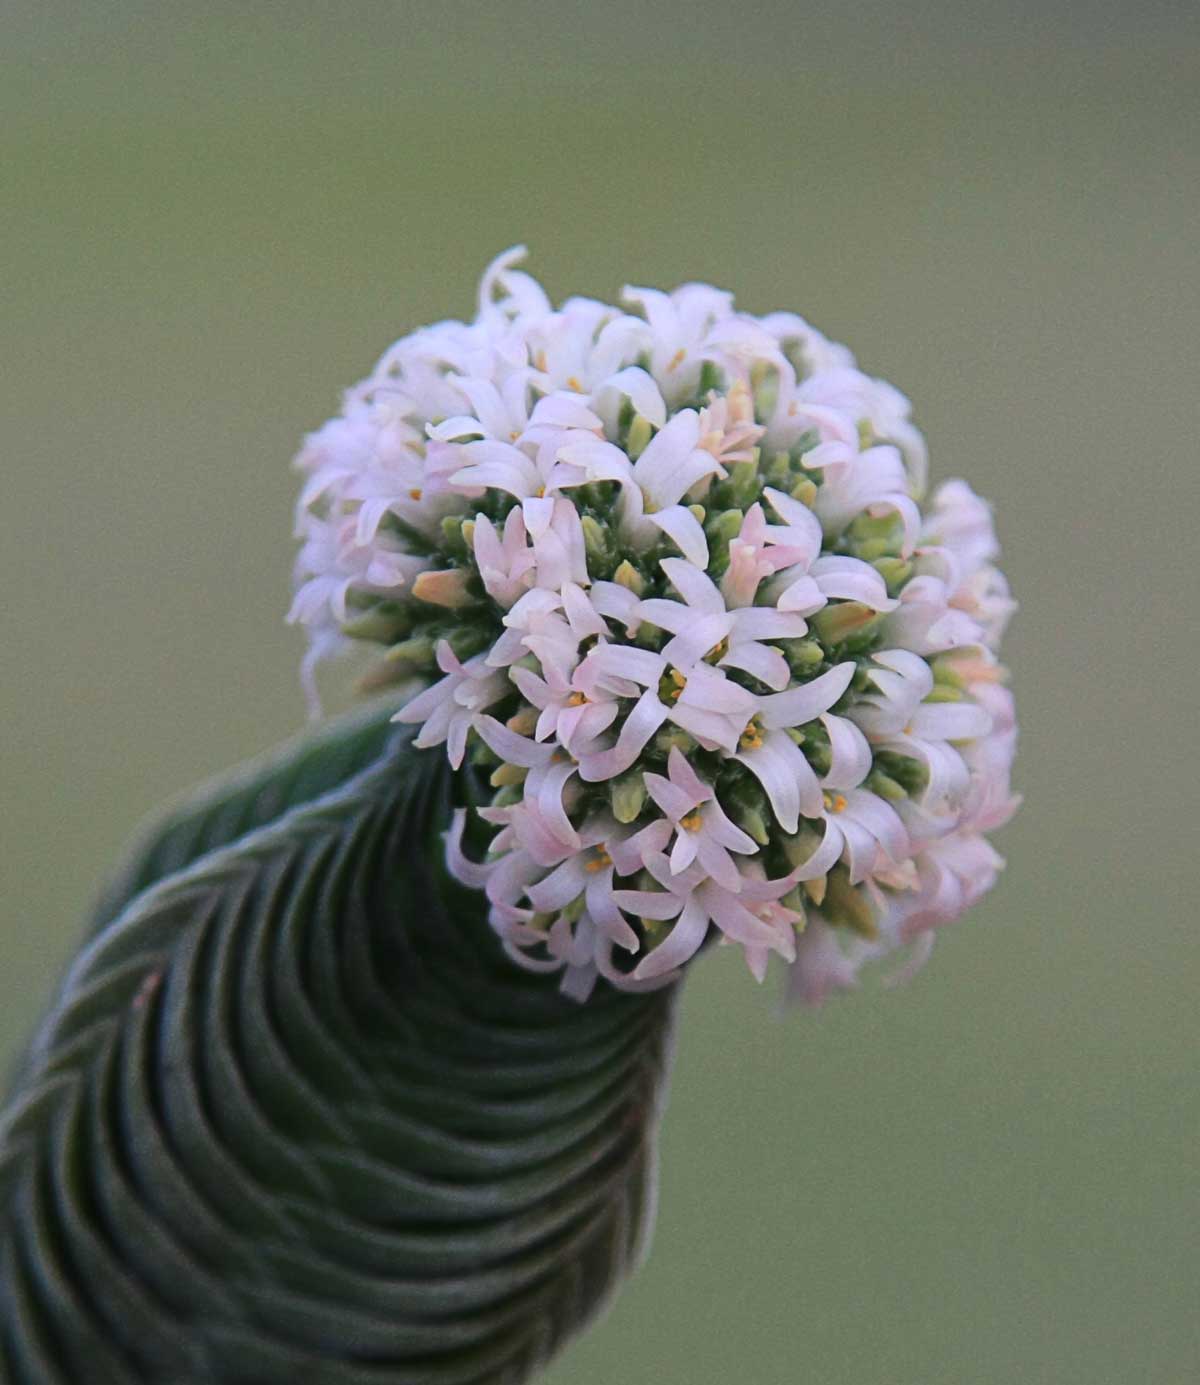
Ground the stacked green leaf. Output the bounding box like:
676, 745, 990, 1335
0, 706, 678, 1384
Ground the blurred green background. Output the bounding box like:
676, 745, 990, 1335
2, 2, 1197, 1381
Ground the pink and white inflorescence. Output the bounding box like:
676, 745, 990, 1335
290, 249, 1019, 1003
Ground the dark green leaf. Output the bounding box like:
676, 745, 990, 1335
0, 722, 678, 1383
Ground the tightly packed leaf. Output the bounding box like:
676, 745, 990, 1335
291, 249, 1018, 1003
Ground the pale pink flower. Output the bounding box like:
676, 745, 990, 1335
643, 748, 758, 891
392, 640, 508, 768
289, 515, 430, 629
732, 663, 857, 832
636, 557, 812, 691
804, 440, 921, 555
697, 380, 765, 465
794, 786, 911, 886
471, 507, 535, 607
508, 657, 621, 756
761, 488, 897, 614
628, 858, 799, 982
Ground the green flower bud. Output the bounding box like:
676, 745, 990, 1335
581, 515, 610, 568
489, 762, 528, 788
789, 477, 819, 508
343, 602, 411, 643
734, 804, 771, 847
440, 515, 469, 556
811, 602, 881, 649
783, 638, 824, 673
822, 868, 878, 939
763, 450, 791, 487
726, 460, 761, 509
930, 658, 968, 690
610, 771, 647, 824
445, 624, 492, 659
865, 769, 906, 802
626, 414, 653, 460
781, 824, 825, 871
613, 560, 646, 596
923, 683, 965, 704
383, 634, 436, 666
653, 727, 696, 756
872, 556, 912, 591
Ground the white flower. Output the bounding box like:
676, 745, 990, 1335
291, 247, 1019, 1005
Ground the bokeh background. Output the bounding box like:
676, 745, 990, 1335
2, 2, 1197, 1381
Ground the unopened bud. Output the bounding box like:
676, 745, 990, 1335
382, 634, 435, 666
785, 638, 824, 673
782, 825, 824, 871
812, 601, 880, 647
653, 727, 696, 756
412, 568, 473, 609
613, 560, 645, 596
610, 771, 647, 824
865, 769, 906, 802
626, 415, 653, 460
872, 556, 912, 590
789, 477, 818, 508
440, 515, 468, 555
923, 683, 964, 704
822, 869, 878, 939
489, 762, 527, 788
733, 804, 770, 847
581, 515, 609, 566
343, 603, 410, 643
727, 460, 760, 508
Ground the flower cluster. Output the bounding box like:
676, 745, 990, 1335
290, 248, 1018, 1003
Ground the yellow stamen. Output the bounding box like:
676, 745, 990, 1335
566, 375, 583, 392
566, 691, 588, 707
408, 487, 423, 501
707, 636, 730, 663
680, 812, 704, 833
823, 791, 848, 815
667, 347, 686, 372
534, 350, 548, 371
584, 846, 613, 873
739, 716, 764, 751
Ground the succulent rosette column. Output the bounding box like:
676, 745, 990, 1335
292, 247, 1020, 1009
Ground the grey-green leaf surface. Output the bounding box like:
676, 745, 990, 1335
0, 717, 678, 1384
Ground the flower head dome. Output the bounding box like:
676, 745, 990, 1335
290, 248, 1019, 1003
